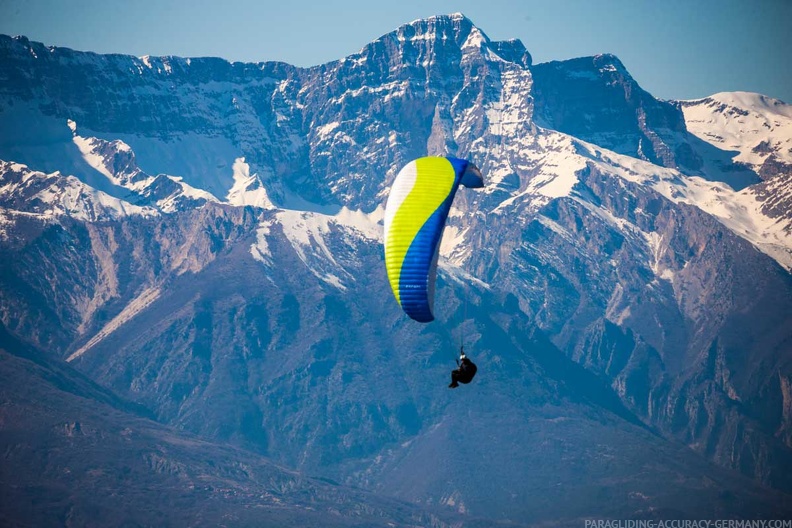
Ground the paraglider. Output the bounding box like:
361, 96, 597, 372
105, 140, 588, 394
449, 346, 477, 388
383, 156, 484, 389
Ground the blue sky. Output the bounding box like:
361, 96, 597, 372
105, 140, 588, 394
1, 0, 790, 103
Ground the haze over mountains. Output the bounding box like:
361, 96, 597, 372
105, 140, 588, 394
1, 13, 791, 526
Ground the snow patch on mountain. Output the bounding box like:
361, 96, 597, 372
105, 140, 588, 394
250, 204, 383, 289
462, 26, 487, 51
0, 161, 157, 221
155, 176, 218, 212
72, 132, 116, 182
579, 141, 792, 271
440, 257, 492, 291
87, 130, 242, 199
226, 157, 275, 208
439, 224, 472, 264
69, 122, 152, 188
681, 92, 792, 170
645, 231, 675, 282
315, 122, 341, 141
71, 124, 221, 212
487, 123, 791, 273
492, 131, 586, 212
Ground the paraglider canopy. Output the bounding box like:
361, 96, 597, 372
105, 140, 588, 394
383, 156, 484, 323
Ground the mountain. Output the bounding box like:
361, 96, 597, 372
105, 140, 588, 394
531, 54, 704, 176
0, 325, 464, 528
1, 12, 791, 524
2, 196, 788, 524
679, 92, 792, 230
680, 91, 792, 181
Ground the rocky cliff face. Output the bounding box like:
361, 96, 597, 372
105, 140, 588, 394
1, 12, 791, 524
531, 54, 701, 173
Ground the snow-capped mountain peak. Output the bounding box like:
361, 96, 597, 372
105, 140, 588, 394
0, 161, 157, 223
707, 91, 792, 119
680, 91, 792, 177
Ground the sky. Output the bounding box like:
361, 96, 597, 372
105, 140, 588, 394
1, 0, 790, 103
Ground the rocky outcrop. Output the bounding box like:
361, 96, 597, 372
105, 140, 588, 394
531, 54, 702, 172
